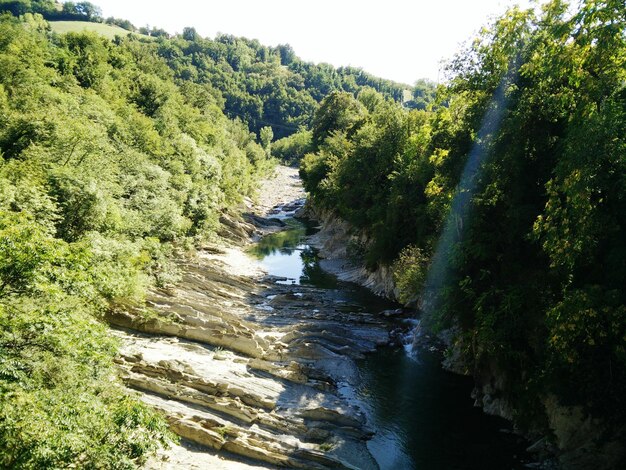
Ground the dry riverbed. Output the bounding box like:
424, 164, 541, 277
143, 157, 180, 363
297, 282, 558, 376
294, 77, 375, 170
107, 166, 391, 469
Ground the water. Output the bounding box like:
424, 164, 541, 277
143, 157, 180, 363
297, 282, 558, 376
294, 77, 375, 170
355, 348, 528, 469
248, 218, 341, 290
248, 219, 311, 285
250, 218, 530, 470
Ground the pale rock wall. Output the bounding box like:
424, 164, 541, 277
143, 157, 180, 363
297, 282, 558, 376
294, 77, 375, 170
303, 205, 398, 300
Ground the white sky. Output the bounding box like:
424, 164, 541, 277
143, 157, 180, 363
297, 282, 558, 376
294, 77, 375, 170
94, 0, 538, 84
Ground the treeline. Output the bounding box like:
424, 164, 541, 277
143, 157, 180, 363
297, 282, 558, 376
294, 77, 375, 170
0, 1, 170, 35
148, 28, 434, 140
0, 11, 276, 467
1, 0, 101, 21
0, 2, 437, 144
301, 0, 626, 455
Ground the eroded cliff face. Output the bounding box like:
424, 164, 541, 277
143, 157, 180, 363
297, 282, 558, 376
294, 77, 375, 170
465, 356, 624, 469
438, 313, 626, 468
303, 205, 398, 300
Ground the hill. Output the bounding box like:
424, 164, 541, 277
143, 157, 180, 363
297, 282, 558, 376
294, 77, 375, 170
0, 2, 437, 142
0, 11, 274, 467
49, 20, 150, 39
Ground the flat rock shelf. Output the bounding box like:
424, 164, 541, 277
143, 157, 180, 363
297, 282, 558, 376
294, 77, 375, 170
108, 166, 530, 469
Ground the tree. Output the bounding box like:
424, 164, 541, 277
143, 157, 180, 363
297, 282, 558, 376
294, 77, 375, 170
182, 26, 198, 42
276, 43, 295, 65
0, 0, 32, 16
357, 86, 384, 113
74, 1, 102, 20
260, 125, 273, 157
311, 91, 365, 149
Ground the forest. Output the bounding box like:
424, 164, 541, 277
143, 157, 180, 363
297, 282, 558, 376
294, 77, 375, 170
0, 8, 275, 468
0, 0, 624, 468
301, 0, 625, 449
0, 0, 437, 140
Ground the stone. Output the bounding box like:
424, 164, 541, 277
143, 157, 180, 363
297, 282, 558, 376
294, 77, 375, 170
108, 167, 386, 469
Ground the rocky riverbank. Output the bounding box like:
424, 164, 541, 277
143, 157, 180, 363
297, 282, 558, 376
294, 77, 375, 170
108, 167, 394, 469
303, 206, 398, 300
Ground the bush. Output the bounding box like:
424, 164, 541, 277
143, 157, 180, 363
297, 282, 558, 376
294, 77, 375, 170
392, 245, 429, 305
271, 129, 312, 164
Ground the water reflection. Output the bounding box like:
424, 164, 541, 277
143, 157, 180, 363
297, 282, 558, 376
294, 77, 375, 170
300, 246, 337, 288
249, 217, 529, 470
248, 219, 337, 287
247, 219, 307, 259
357, 348, 528, 470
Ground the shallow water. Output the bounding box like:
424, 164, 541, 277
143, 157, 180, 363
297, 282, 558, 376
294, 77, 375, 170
251, 218, 529, 470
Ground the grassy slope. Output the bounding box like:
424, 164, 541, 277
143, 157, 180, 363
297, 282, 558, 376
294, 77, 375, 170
50, 21, 151, 40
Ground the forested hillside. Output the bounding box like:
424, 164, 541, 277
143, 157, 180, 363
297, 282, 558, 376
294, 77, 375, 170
1, 1, 437, 141
152, 32, 408, 139
0, 11, 277, 467
301, 0, 626, 454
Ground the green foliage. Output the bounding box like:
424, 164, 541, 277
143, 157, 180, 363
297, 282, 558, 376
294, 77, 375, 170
2, 0, 623, 457
407, 79, 437, 110
143, 32, 422, 140
271, 129, 313, 164
0, 300, 172, 469
0, 10, 281, 466
392, 245, 429, 305
300, 0, 626, 434
259, 125, 273, 158
311, 91, 366, 149
0, 211, 60, 296
2, 3, 435, 143
0, 212, 173, 468
0, 0, 103, 22
318, 442, 336, 452
546, 287, 626, 413
439, 1, 626, 429
303, 92, 435, 265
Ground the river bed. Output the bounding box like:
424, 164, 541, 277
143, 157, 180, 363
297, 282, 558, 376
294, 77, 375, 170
119, 167, 532, 469
248, 217, 531, 470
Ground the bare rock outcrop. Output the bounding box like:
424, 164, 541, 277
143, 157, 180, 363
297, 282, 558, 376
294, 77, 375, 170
108, 167, 389, 469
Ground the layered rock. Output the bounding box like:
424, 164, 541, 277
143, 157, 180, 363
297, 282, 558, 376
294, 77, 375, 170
304, 206, 398, 299
110, 244, 387, 469
108, 167, 389, 469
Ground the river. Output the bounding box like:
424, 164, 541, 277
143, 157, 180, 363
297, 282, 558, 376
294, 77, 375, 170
248, 217, 531, 470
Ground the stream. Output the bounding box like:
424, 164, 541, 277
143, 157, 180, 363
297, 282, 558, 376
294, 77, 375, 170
113, 167, 533, 469
248, 216, 531, 470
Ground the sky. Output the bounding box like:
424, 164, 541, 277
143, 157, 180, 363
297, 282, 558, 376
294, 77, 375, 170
94, 0, 537, 85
